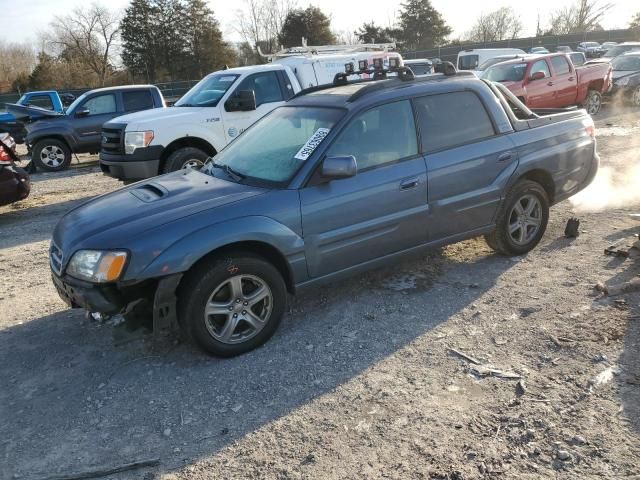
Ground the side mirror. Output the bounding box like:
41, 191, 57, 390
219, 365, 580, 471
75, 107, 90, 117
321, 155, 357, 180
529, 71, 546, 81
225, 90, 256, 112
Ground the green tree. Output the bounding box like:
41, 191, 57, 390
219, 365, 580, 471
393, 0, 451, 51
120, 0, 157, 82
183, 0, 235, 78
354, 22, 394, 44
278, 6, 336, 48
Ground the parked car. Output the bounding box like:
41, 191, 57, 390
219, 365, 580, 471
601, 42, 618, 50
597, 42, 640, 62
0, 133, 30, 207
50, 67, 599, 356
0, 91, 66, 144
608, 52, 640, 106
556, 46, 572, 53
457, 48, 526, 70
99, 45, 404, 182
21, 85, 164, 172
404, 58, 433, 75
482, 53, 612, 114
577, 42, 603, 58
529, 47, 549, 54
569, 52, 587, 66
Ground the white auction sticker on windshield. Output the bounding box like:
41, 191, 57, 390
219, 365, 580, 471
294, 128, 331, 161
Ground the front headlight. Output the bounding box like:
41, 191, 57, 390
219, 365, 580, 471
124, 131, 154, 154
616, 76, 630, 86
67, 250, 128, 283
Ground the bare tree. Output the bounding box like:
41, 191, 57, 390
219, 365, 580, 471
49, 3, 120, 86
0, 41, 36, 86
465, 7, 522, 43
547, 0, 614, 35
235, 0, 296, 54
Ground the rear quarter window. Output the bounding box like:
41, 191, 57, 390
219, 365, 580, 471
123, 90, 155, 111
551, 56, 571, 75
414, 91, 496, 153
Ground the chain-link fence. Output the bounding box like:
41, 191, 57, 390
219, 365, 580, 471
403, 28, 639, 63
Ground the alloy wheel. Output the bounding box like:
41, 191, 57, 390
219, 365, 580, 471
182, 159, 204, 169
586, 92, 601, 115
40, 145, 65, 168
203, 274, 273, 344
508, 194, 542, 246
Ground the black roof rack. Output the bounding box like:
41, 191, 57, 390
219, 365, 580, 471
294, 61, 470, 102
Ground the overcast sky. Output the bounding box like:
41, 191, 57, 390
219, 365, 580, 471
0, 0, 637, 46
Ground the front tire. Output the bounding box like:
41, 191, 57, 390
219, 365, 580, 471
582, 90, 602, 115
32, 139, 72, 172
178, 253, 287, 357
631, 86, 640, 107
163, 147, 209, 173
485, 180, 549, 256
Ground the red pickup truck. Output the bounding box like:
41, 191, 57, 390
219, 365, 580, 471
482, 53, 612, 114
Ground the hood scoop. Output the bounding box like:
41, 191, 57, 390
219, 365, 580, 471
129, 183, 168, 202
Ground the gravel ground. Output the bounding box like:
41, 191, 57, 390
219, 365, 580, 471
0, 106, 639, 480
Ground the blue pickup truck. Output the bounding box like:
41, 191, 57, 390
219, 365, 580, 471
0, 91, 69, 143
49, 66, 598, 357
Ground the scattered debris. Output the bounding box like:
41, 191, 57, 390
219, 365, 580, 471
469, 365, 521, 380
36, 458, 160, 480
565, 217, 580, 238
605, 278, 640, 296
550, 335, 576, 347
590, 365, 621, 389
593, 353, 608, 363
516, 379, 526, 396
448, 347, 481, 365
557, 450, 572, 461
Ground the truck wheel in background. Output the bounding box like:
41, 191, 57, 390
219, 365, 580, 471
582, 90, 602, 115
178, 252, 287, 357
32, 139, 72, 172
631, 86, 640, 107
163, 147, 209, 173
484, 180, 549, 256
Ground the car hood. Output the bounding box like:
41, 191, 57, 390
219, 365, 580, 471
53, 169, 268, 254
613, 70, 640, 80
6, 103, 63, 122
108, 106, 211, 127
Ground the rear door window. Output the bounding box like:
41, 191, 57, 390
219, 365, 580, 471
550, 56, 571, 75
27, 95, 54, 110
414, 91, 496, 153
123, 90, 154, 111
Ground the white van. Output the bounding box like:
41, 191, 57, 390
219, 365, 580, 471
457, 48, 526, 70
100, 44, 404, 181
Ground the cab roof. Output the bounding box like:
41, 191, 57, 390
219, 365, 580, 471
287, 72, 481, 110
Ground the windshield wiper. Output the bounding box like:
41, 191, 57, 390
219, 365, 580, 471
209, 162, 245, 182
176, 103, 195, 107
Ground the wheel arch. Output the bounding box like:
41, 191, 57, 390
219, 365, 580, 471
517, 168, 555, 204
30, 134, 73, 152
159, 137, 218, 172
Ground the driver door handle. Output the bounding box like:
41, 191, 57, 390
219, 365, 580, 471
400, 178, 420, 190
498, 151, 513, 162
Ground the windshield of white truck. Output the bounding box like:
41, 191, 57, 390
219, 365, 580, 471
482, 63, 527, 82
206, 106, 344, 185
175, 73, 239, 107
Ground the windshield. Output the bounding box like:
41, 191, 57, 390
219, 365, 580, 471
611, 55, 640, 71
605, 45, 640, 57
458, 54, 479, 70
175, 73, 239, 107
478, 56, 516, 71
482, 63, 527, 82
207, 106, 344, 184
584, 42, 600, 48
65, 92, 89, 114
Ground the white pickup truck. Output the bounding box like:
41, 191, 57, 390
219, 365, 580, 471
100, 45, 403, 181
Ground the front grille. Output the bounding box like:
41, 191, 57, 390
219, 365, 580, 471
101, 127, 124, 155
50, 242, 63, 276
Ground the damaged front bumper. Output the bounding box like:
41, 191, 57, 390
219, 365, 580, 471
52, 273, 182, 330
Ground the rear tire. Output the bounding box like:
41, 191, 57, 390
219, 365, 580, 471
178, 252, 287, 357
631, 86, 640, 107
163, 147, 209, 173
485, 180, 549, 256
582, 90, 602, 115
32, 139, 72, 172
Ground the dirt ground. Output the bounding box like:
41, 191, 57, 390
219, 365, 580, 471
1, 106, 639, 480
